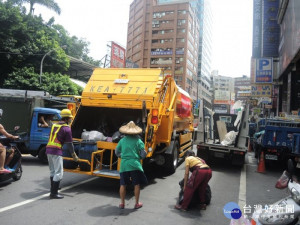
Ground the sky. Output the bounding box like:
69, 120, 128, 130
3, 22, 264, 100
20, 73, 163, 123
31, 0, 253, 77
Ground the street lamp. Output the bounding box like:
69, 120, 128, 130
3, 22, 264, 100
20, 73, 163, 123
39, 45, 67, 84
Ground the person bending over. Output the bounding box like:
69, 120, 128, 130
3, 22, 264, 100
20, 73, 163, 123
175, 150, 212, 211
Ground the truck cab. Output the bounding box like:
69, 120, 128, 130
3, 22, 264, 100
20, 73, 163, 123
18, 107, 61, 162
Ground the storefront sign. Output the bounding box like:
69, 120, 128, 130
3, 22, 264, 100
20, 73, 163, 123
251, 84, 272, 97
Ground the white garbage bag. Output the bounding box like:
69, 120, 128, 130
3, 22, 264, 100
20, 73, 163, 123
81, 130, 107, 141
221, 131, 238, 146
81, 130, 89, 140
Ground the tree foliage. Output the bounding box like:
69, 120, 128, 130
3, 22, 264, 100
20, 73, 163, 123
0, 1, 69, 84
3, 67, 82, 96
0, 1, 98, 95
8, 0, 61, 15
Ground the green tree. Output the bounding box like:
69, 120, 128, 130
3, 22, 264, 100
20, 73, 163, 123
3, 67, 83, 96
52, 24, 100, 66
0, 1, 98, 91
8, 0, 61, 15
0, 1, 69, 84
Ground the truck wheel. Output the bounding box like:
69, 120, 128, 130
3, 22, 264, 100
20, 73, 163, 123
38, 147, 48, 164
13, 164, 22, 181
165, 140, 179, 174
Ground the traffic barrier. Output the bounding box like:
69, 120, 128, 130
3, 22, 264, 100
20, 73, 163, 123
257, 152, 266, 173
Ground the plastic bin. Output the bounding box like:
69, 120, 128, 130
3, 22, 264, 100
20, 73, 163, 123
63, 141, 80, 169
79, 141, 97, 171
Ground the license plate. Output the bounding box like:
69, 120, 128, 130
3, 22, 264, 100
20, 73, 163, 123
265, 154, 278, 160
214, 152, 225, 158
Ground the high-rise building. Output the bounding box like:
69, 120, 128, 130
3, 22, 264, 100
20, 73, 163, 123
126, 0, 200, 100
212, 74, 234, 113
190, 0, 213, 109
251, 0, 280, 115
234, 75, 251, 102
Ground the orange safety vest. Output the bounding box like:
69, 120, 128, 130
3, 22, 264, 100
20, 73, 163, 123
46, 123, 69, 149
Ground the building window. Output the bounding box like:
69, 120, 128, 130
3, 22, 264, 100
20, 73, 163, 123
175, 75, 183, 82
175, 66, 183, 75
152, 29, 173, 35
176, 38, 185, 43
151, 39, 173, 44
177, 28, 186, 34
175, 57, 184, 64
151, 57, 172, 65
177, 19, 186, 26
151, 48, 173, 56
162, 66, 172, 71
152, 20, 160, 28
175, 48, 184, 55
153, 11, 174, 18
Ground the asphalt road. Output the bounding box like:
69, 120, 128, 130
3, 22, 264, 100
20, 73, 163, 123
0, 151, 288, 225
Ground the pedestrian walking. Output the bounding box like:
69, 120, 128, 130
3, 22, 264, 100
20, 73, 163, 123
115, 121, 147, 209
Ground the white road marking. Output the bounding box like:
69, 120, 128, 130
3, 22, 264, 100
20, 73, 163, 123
0, 177, 98, 213
238, 164, 247, 207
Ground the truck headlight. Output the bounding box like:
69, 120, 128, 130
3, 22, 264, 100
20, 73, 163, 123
291, 187, 300, 204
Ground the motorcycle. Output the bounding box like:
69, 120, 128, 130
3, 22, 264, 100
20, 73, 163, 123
251, 159, 300, 225
0, 132, 22, 183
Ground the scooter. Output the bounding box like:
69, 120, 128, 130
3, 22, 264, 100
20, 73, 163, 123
251, 159, 300, 225
0, 134, 22, 183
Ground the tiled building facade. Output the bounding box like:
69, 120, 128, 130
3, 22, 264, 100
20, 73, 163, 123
126, 0, 200, 100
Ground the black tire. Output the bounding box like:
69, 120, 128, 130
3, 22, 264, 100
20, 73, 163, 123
38, 146, 48, 164
205, 184, 212, 205
165, 140, 179, 174
13, 164, 22, 181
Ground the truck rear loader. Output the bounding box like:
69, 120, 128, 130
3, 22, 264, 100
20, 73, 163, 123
64, 68, 194, 178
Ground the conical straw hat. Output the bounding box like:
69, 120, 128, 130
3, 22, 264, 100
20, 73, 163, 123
119, 121, 142, 135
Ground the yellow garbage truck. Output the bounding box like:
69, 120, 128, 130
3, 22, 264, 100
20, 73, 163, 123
63, 68, 194, 179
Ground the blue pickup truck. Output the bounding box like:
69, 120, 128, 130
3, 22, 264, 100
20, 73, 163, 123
0, 89, 70, 163
254, 118, 300, 163
16, 107, 61, 163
